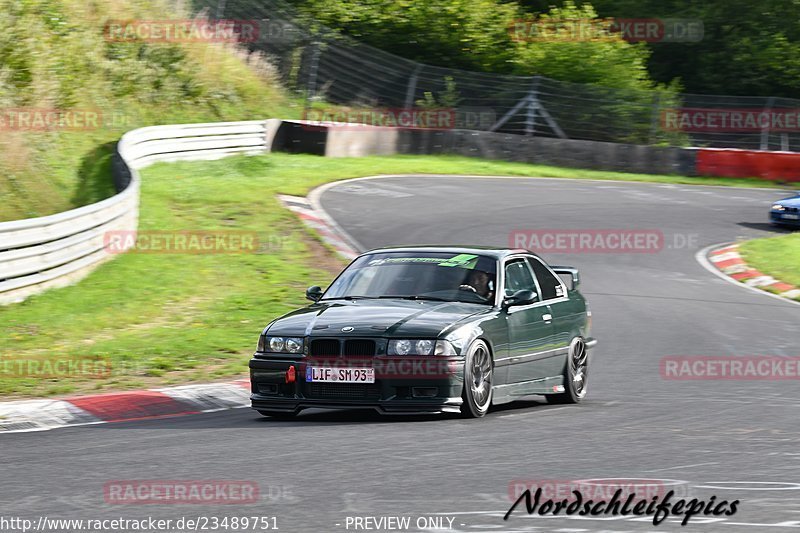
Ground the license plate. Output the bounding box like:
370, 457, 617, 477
783, 214, 800, 220
306, 366, 375, 383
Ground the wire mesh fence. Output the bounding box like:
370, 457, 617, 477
193, 0, 800, 151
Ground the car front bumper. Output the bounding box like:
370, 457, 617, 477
249, 356, 465, 415
771, 211, 800, 226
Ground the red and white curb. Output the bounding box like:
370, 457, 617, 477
0, 380, 250, 433
278, 194, 360, 259
708, 244, 800, 301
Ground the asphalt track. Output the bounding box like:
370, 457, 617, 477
3, 176, 800, 533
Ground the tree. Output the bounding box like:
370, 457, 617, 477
510, 1, 659, 92
289, 0, 519, 73
588, 0, 800, 98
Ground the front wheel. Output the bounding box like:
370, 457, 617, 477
461, 339, 493, 418
547, 337, 588, 404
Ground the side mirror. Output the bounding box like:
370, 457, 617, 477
552, 267, 580, 290
306, 286, 323, 302
503, 289, 537, 308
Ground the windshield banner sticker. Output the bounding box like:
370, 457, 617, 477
368, 254, 479, 268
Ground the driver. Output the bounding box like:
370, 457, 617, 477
459, 270, 494, 301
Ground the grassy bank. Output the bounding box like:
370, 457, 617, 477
2, 152, 800, 398
0, 0, 300, 222
739, 234, 800, 294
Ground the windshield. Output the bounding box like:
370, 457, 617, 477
321, 251, 497, 304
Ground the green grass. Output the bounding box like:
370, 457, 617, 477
2, 152, 800, 398
739, 234, 800, 294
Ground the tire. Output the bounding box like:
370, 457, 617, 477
460, 339, 493, 418
257, 410, 298, 419
547, 337, 589, 404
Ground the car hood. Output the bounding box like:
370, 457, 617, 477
776, 194, 800, 208
265, 299, 490, 338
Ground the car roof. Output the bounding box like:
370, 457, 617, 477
361, 245, 536, 261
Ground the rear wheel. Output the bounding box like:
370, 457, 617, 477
547, 337, 588, 404
460, 339, 493, 418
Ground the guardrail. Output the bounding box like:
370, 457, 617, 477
0, 119, 281, 305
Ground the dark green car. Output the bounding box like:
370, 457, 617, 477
250, 246, 596, 418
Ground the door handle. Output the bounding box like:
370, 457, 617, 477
542, 313, 552, 322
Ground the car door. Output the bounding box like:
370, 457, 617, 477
527, 256, 578, 378
502, 258, 555, 386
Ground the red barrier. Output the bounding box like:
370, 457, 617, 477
696, 148, 800, 182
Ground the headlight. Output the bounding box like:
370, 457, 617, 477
416, 339, 434, 355
257, 334, 267, 352
268, 337, 285, 352
388, 339, 449, 355
389, 339, 412, 355
265, 336, 303, 353
773, 204, 786, 211
285, 337, 303, 353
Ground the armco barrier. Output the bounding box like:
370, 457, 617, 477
0, 119, 281, 305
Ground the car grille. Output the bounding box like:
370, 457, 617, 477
309, 338, 377, 357
344, 339, 376, 357
309, 339, 341, 356
786, 206, 799, 213
305, 383, 381, 400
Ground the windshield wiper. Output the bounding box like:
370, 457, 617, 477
319, 295, 379, 301
377, 295, 452, 302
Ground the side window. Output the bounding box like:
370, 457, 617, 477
504, 260, 536, 297
527, 257, 564, 300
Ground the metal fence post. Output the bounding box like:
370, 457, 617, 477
404, 64, 422, 109
525, 76, 542, 136
305, 40, 322, 109
649, 93, 661, 145
215, 0, 227, 18
760, 96, 774, 150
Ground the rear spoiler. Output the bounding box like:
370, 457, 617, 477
551, 266, 580, 290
